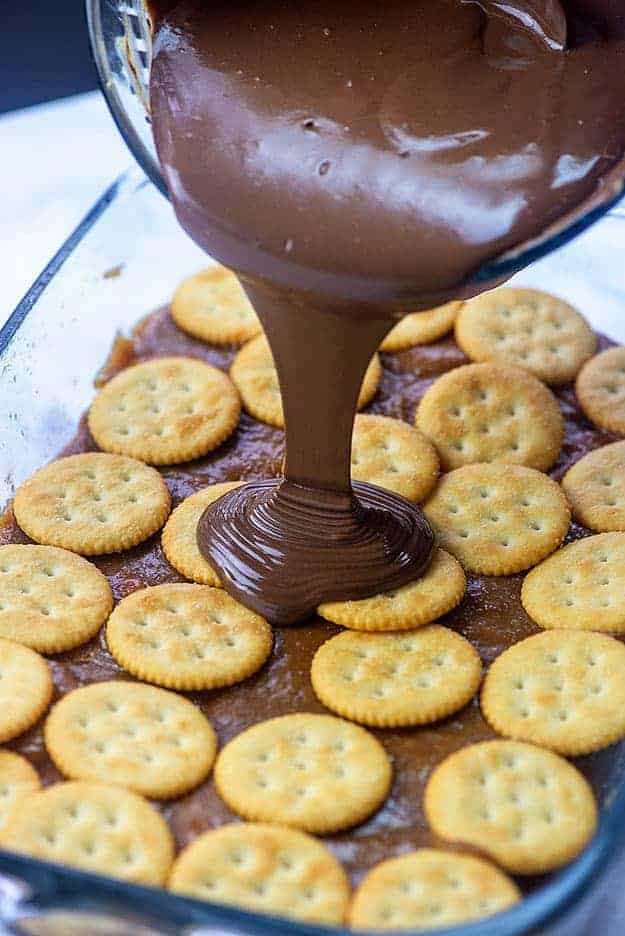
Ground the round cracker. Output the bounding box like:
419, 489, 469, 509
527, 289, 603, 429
106, 583, 273, 691
88, 356, 241, 465
230, 335, 381, 428
0, 751, 40, 831
44, 680, 217, 799
0, 781, 174, 885
416, 363, 564, 472
349, 848, 520, 931
161, 481, 243, 586
171, 266, 262, 346
423, 464, 570, 575
455, 288, 596, 384
214, 713, 392, 834
0, 545, 113, 653
13, 453, 171, 556
562, 441, 625, 532
0, 639, 53, 742
318, 548, 466, 632
576, 346, 625, 435
521, 532, 625, 633
351, 415, 439, 502
424, 740, 597, 875
169, 822, 350, 925
380, 302, 462, 353
481, 631, 625, 755
311, 626, 481, 727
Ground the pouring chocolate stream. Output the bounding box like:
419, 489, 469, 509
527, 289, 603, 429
148, 0, 625, 623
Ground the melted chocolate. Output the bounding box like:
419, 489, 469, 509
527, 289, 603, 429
149, 0, 625, 302
1, 309, 618, 887
475, 1, 568, 50
199, 479, 433, 625
147, 0, 625, 622
197, 288, 433, 623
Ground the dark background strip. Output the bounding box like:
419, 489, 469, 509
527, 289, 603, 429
1, 0, 97, 114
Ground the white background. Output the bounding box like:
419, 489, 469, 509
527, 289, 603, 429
0, 92, 129, 325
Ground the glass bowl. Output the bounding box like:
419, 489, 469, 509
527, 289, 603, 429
85, 0, 625, 294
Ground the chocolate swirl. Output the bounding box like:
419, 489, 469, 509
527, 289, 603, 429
198, 480, 434, 625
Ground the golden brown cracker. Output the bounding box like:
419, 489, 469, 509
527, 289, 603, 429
311, 626, 481, 727
576, 346, 625, 435
44, 680, 217, 799
171, 266, 262, 345
0, 781, 174, 885
89, 356, 241, 465
380, 302, 462, 352
416, 363, 564, 472
13, 453, 171, 556
0, 639, 53, 742
318, 548, 466, 632
562, 441, 625, 532
481, 630, 625, 755
423, 464, 570, 575
424, 740, 597, 874
169, 822, 350, 924
0, 544, 113, 653
214, 713, 392, 833
521, 532, 625, 632
349, 848, 520, 931
455, 288, 596, 384
161, 481, 243, 585
106, 583, 273, 690
351, 414, 439, 502
0, 751, 40, 831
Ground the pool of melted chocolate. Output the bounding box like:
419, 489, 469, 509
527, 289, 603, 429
0, 306, 619, 891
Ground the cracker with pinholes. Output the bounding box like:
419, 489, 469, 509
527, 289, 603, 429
416, 363, 564, 472
562, 441, 625, 532
0, 545, 113, 653
169, 823, 350, 925
171, 266, 262, 346
311, 626, 481, 728
161, 481, 243, 585
576, 346, 625, 434
106, 583, 273, 691
521, 532, 625, 632
424, 740, 597, 875
318, 548, 466, 631
0, 752, 40, 831
380, 301, 462, 352
349, 848, 520, 931
44, 680, 217, 799
0, 639, 53, 742
230, 335, 382, 428
0, 781, 174, 886
455, 288, 596, 384
481, 631, 625, 755
214, 713, 392, 834
423, 464, 570, 575
88, 356, 241, 465
351, 415, 439, 502
13, 453, 171, 556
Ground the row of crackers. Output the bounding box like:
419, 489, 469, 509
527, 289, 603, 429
0, 270, 624, 930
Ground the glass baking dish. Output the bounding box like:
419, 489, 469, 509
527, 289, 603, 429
1, 167, 625, 935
